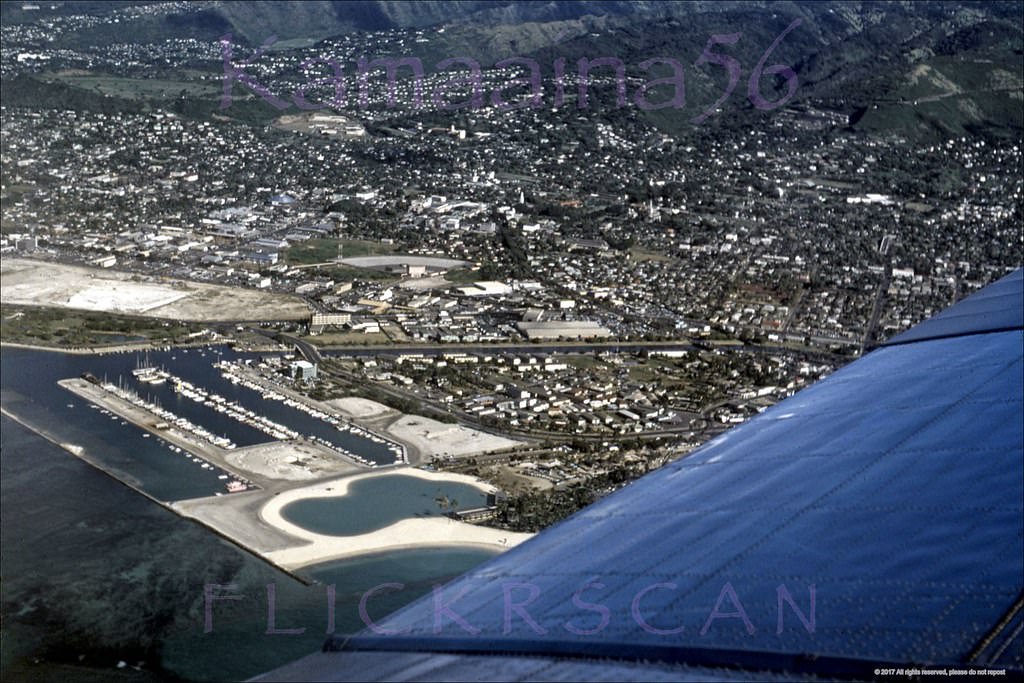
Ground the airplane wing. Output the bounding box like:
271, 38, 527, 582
257, 268, 1023, 682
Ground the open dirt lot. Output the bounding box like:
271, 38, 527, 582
397, 275, 454, 291
1, 258, 310, 321
386, 415, 522, 458
327, 396, 398, 419
341, 255, 469, 270
225, 441, 364, 481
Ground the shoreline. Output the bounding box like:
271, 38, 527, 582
257, 468, 532, 570
170, 466, 533, 573
0, 339, 247, 356
2, 339, 161, 355
3, 401, 524, 581
3, 347, 530, 579
3, 394, 528, 578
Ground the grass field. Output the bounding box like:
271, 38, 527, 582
566, 354, 608, 370
305, 331, 391, 346
46, 74, 219, 99
285, 238, 397, 266
443, 268, 482, 283
295, 264, 396, 282
0, 304, 204, 347
1, 219, 25, 234
627, 363, 668, 383
627, 247, 674, 263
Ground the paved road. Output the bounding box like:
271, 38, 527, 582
862, 259, 893, 353
261, 331, 847, 444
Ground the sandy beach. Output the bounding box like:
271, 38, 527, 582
259, 468, 532, 570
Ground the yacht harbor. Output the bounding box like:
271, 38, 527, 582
6, 344, 521, 584
215, 360, 407, 466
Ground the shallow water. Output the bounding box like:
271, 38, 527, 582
281, 474, 489, 536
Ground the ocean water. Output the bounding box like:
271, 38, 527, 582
0, 348, 502, 681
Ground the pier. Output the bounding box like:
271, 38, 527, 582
216, 360, 409, 466
59, 377, 365, 490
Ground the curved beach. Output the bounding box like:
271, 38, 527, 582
260, 468, 532, 570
